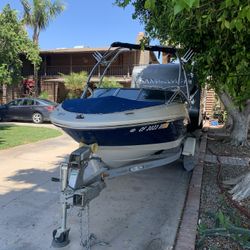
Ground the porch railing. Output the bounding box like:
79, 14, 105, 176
23, 65, 135, 78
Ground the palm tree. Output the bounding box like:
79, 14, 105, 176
21, 0, 65, 45
21, 0, 65, 95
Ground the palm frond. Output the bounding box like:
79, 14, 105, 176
21, 0, 32, 25
20, 0, 65, 43
49, 0, 65, 17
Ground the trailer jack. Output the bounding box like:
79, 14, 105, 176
51, 146, 106, 248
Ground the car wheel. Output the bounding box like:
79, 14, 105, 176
32, 112, 43, 124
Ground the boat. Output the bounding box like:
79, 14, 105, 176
51, 42, 202, 248
50, 42, 200, 168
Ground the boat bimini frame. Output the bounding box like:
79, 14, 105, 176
51, 42, 197, 248
81, 42, 193, 104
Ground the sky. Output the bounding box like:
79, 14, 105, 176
0, 0, 146, 49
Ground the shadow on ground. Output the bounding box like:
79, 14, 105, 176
0, 153, 70, 250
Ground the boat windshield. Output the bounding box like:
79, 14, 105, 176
116, 89, 141, 100
91, 88, 175, 103
138, 89, 172, 102
92, 88, 117, 98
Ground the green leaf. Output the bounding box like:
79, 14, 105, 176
226, 0, 232, 7
174, 4, 184, 15
246, 7, 250, 22
144, 0, 155, 10
144, 0, 150, 9
115, 0, 131, 8
187, 0, 200, 8
233, 0, 239, 6
224, 20, 230, 29
235, 20, 243, 31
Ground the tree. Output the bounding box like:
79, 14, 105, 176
21, 0, 65, 45
21, 0, 65, 95
115, 0, 250, 147
115, 0, 250, 201
0, 5, 40, 96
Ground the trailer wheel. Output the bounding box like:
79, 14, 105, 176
52, 229, 70, 248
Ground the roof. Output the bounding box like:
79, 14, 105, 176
39, 46, 159, 63
40, 47, 113, 54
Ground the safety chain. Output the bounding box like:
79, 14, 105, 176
78, 202, 110, 249
79, 202, 91, 250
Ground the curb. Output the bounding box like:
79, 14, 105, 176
174, 132, 207, 250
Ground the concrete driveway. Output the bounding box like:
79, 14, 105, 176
0, 130, 191, 250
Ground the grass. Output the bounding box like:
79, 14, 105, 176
0, 125, 62, 150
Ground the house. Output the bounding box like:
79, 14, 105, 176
0, 33, 159, 103
21, 43, 159, 102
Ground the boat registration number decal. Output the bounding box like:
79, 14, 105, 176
138, 122, 169, 133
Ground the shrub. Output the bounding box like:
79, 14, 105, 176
60, 71, 88, 98
99, 77, 122, 88
38, 91, 49, 99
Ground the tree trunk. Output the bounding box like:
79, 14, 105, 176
32, 27, 39, 96
230, 112, 249, 146
32, 26, 39, 46
218, 91, 250, 146
2, 84, 7, 103
218, 92, 250, 202
229, 172, 250, 201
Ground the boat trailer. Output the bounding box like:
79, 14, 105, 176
51, 136, 197, 248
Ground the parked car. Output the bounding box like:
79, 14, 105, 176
0, 98, 57, 124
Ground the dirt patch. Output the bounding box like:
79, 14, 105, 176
196, 127, 250, 250
207, 136, 250, 158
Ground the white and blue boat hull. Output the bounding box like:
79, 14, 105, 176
51, 99, 189, 168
